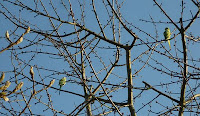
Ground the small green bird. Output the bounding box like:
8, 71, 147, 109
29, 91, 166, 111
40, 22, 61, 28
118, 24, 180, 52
59, 77, 66, 95
163, 27, 171, 49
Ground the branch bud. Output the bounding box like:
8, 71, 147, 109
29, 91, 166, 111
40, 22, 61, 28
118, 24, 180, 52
0, 92, 9, 101
30, 66, 34, 78
15, 37, 23, 45
0, 72, 5, 83
12, 82, 24, 93
5, 31, 9, 39
2, 96, 9, 101
48, 79, 55, 88
0, 81, 11, 90
25, 27, 31, 34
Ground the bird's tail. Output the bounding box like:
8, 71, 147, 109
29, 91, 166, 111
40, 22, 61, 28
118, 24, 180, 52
59, 87, 61, 95
168, 40, 171, 49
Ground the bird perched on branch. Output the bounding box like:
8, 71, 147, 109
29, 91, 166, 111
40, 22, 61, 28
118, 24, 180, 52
163, 27, 171, 49
59, 77, 66, 95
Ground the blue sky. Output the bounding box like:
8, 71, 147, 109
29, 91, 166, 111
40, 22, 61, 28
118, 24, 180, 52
0, 0, 200, 115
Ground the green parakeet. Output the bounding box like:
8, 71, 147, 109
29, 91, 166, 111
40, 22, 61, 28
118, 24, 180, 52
59, 77, 66, 95
163, 27, 171, 49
